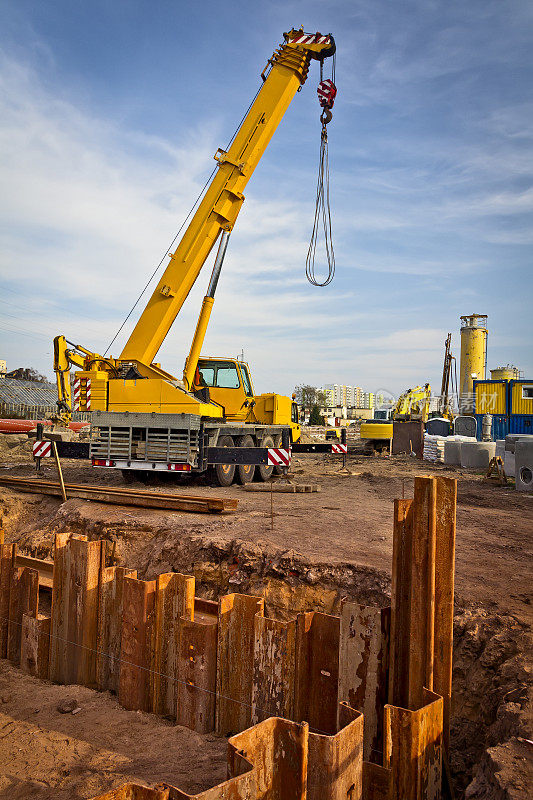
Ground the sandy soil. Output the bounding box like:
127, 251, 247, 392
0, 663, 226, 799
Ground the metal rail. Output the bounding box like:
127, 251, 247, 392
0, 475, 237, 514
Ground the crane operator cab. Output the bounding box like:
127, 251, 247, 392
194, 357, 300, 442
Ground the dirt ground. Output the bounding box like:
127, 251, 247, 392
0, 663, 227, 799
0, 447, 532, 798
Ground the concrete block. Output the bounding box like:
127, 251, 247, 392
495, 440, 505, 461
504, 451, 516, 478
460, 441, 496, 470
505, 433, 533, 453
454, 416, 477, 438
444, 440, 462, 465
515, 441, 533, 492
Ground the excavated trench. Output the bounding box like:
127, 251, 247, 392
1, 490, 531, 798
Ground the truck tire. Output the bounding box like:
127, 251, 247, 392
235, 434, 255, 484
210, 435, 235, 486
256, 434, 274, 481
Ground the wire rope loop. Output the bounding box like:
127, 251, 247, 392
305, 123, 335, 287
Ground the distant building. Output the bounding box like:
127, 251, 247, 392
323, 383, 365, 408
0, 360, 6, 378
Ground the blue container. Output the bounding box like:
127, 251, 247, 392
475, 414, 509, 441
509, 414, 533, 435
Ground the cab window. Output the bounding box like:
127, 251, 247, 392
198, 361, 240, 389
292, 402, 299, 423
240, 365, 253, 397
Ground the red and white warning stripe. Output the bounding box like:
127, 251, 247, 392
85, 378, 91, 411
267, 448, 292, 467
72, 377, 81, 411
290, 33, 330, 45
33, 440, 52, 459
331, 443, 348, 454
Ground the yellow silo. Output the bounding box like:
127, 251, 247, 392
460, 314, 488, 414
490, 366, 520, 381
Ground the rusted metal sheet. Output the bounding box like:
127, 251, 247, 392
362, 762, 392, 800
384, 689, 443, 800
0, 543, 15, 658
7, 565, 39, 664
216, 593, 264, 736
308, 702, 364, 800
49, 533, 70, 682
433, 477, 456, 753
252, 615, 296, 724
49, 534, 103, 687
97, 566, 137, 692
295, 611, 340, 735
408, 477, 437, 711
339, 601, 390, 763
119, 576, 156, 712
151, 572, 195, 718
228, 716, 308, 800
389, 499, 413, 708
176, 614, 218, 733
20, 612, 50, 679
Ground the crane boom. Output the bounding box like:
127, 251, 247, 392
119, 30, 335, 367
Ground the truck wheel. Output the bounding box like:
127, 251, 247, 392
235, 435, 255, 484
256, 435, 275, 481
211, 435, 235, 486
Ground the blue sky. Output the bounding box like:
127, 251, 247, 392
1, 0, 532, 399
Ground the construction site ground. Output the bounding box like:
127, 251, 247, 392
0, 446, 532, 799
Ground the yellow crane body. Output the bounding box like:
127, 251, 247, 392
53, 29, 335, 482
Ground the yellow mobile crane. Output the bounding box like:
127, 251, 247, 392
54, 28, 336, 485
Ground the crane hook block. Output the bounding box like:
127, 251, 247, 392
317, 79, 337, 119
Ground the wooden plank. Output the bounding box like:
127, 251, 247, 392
20, 613, 51, 679
119, 576, 156, 712
49, 533, 70, 683
0, 543, 15, 659
339, 602, 390, 763
308, 702, 364, 800
252, 614, 296, 723
215, 593, 264, 736
151, 572, 195, 717
176, 615, 218, 733
388, 499, 413, 708
15, 554, 54, 589
295, 611, 340, 735
384, 689, 443, 800
97, 566, 137, 692
7, 566, 39, 664
228, 716, 308, 800
433, 477, 457, 754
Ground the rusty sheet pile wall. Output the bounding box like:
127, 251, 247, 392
0, 476, 456, 800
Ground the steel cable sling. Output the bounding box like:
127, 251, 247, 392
306, 55, 337, 287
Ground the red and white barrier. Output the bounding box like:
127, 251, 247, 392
267, 448, 291, 467
331, 443, 348, 454
33, 440, 52, 459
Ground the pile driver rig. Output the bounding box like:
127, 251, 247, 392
53, 28, 337, 485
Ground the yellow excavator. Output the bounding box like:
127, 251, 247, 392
53, 28, 336, 485
360, 384, 432, 453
